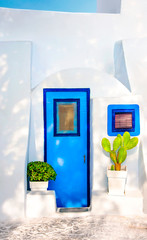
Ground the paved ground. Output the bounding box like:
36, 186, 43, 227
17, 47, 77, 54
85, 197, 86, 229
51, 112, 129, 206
0, 215, 147, 240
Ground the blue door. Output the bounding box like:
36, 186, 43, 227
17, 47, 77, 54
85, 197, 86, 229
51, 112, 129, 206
43, 88, 90, 208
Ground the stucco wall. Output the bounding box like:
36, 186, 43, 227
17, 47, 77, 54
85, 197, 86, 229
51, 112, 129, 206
114, 39, 147, 184
93, 95, 143, 192
0, 0, 147, 89
0, 0, 147, 219
0, 42, 31, 220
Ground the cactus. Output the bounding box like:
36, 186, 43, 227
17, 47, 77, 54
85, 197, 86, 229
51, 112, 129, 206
113, 136, 121, 151
111, 165, 115, 170
101, 131, 138, 171
117, 147, 127, 168
110, 150, 117, 163
101, 138, 111, 152
123, 131, 130, 147
126, 137, 138, 150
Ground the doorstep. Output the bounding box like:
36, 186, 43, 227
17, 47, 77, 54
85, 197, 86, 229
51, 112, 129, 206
57, 207, 91, 213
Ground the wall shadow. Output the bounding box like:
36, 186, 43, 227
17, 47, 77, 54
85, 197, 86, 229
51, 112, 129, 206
97, 0, 121, 14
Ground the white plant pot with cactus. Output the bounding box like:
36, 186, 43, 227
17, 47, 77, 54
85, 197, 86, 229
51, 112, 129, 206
101, 132, 138, 196
107, 165, 127, 196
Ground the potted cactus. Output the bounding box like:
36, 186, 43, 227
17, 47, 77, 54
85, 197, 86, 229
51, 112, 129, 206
101, 131, 138, 195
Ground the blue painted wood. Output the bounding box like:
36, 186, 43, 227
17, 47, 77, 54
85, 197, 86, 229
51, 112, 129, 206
108, 104, 140, 136
43, 88, 90, 208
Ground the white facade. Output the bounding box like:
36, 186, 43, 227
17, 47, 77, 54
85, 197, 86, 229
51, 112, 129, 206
0, 42, 31, 220
0, 0, 147, 220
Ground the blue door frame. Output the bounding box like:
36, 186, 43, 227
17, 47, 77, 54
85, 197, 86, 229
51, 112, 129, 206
43, 88, 90, 208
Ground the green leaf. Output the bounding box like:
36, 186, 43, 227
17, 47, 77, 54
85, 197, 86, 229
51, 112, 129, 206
110, 150, 117, 163
101, 138, 111, 152
111, 165, 115, 171
117, 147, 127, 164
123, 131, 130, 147
126, 137, 138, 150
113, 137, 121, 151
27, 161, 57, 181
117, 134, 123, 146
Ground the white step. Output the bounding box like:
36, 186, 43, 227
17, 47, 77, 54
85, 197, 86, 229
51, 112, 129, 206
25, 190, 144, 218
91, 191, 143, 216
26, 190, 56, 218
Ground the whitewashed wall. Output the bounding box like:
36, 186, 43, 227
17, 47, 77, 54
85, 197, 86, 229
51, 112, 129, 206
0, 0, 147, 219
93, 95, 143, 192
0, 0, 147, 90
0, 42, 31, 220
115, 39, 147, 177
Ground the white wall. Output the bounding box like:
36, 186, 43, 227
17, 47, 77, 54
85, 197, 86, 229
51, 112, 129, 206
114, 39, 147, 183
0, 0, 147, 218
0, 42, 31, 220
93, 95, 143, 192
0, 0, 147, 89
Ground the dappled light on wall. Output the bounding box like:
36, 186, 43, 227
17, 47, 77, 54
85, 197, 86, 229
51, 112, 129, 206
0, 41, 31, 220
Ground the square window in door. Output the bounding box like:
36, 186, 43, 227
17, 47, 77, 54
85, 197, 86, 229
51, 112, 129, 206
54, 99, 80, 136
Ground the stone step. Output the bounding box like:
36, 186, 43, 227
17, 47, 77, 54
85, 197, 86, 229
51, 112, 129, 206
26, 190, 144, 218
26, 190, 56, 218
91, 191, 143, 216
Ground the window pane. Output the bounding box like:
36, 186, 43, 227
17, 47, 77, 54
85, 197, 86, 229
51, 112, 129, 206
54, 99, 80, 136
59, 104, 75, 131
115, 113, 132, 129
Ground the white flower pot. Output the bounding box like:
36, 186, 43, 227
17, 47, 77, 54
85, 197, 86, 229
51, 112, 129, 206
29, 181, 49, 191
107, 166, 127, 196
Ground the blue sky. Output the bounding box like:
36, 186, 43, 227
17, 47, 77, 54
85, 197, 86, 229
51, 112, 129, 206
0, 0, 97, 13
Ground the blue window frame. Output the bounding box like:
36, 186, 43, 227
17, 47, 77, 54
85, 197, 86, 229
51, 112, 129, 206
108, 104, 140, 136
54, 99, 80, 136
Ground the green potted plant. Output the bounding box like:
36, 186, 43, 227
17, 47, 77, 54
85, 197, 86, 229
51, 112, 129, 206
101, 131, 138, 195
27, 161, 57, 191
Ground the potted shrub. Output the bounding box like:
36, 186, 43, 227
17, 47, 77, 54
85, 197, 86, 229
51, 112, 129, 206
101, 131, 138, 195
27, 161, 57, 191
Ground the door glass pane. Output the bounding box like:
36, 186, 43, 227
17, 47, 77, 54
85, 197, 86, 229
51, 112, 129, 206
54, 99, 80, 136
59, 104, 75, 131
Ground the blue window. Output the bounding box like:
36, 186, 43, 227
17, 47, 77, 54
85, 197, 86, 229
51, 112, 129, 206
108, 104, 140, 136
54, 99, 80, 136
